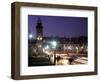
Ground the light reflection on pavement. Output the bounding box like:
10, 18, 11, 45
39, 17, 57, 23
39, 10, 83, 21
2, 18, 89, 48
55, 57, 88, 65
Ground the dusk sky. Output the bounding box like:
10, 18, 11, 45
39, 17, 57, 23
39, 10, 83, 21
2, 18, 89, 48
28, 15, 87, 38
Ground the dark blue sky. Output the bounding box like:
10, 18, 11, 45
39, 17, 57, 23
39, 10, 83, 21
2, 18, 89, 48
28, 15, 87, 38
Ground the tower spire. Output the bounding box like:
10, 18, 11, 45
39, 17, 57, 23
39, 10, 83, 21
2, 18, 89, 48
36, 17, 43, 40
37, 17, 42, 24
36, 17, 43, 53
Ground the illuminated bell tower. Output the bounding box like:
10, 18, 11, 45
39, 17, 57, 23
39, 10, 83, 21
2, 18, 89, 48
36, 17, 43, 52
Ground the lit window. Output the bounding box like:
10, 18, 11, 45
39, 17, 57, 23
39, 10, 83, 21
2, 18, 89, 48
37, 37, 42, 40
37, 37, 39, 40
40, 37, 42, 40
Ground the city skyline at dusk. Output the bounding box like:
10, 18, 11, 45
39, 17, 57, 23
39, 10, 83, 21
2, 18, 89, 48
28, 15, 88, 38
28, 15, 88, 66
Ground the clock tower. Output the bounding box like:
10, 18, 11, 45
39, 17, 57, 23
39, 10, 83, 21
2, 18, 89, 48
36, 17, 43, 52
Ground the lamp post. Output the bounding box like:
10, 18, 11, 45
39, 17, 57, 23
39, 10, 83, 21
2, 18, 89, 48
76, 46, 78, 54
51, 41, 57, 65
29, 34, 33, 39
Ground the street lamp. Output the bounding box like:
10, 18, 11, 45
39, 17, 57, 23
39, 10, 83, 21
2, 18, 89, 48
45, 45, 49, 50
29, 34, 33, 39
76, 46, 78, 54
43, 45, 50, 55
51, 41, 57, 65
51, 41, 57, 49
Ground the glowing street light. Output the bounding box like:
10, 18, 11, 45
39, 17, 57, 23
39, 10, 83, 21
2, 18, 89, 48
51, 41, 57, 49
76, 46, 79, 54
51, 40, 57, 65
81, 46, 84, 49
68, 46, 72, 50
29, 34, 33, 39
76, 46, 78, 50
44, 45, 49, 50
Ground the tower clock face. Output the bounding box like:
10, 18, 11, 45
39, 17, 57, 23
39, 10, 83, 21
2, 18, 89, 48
37, 36, 42, 40
37, 22, 43, 40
